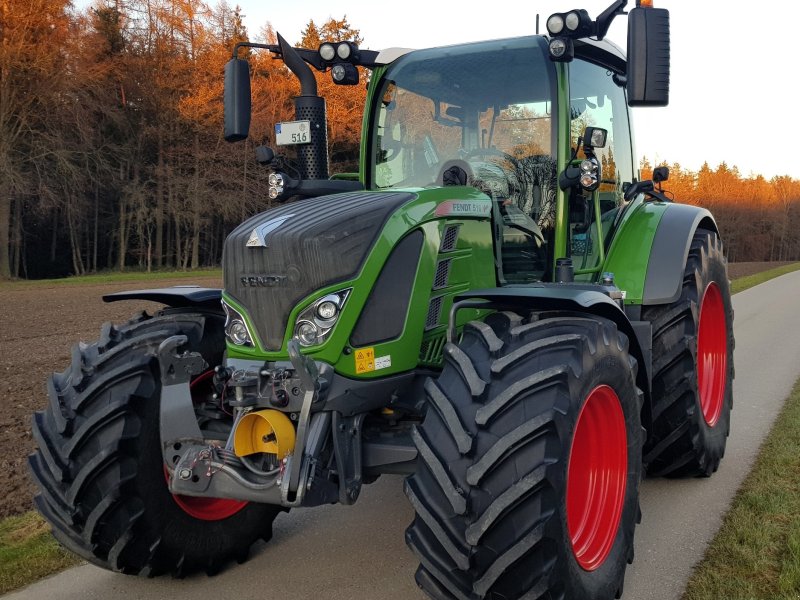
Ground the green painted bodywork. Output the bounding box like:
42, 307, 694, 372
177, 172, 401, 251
600, 197, 669, 304
225, 37, 675, 378
554, 62, 571, 265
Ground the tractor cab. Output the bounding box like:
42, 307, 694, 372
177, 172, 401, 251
363, 33, 640, 284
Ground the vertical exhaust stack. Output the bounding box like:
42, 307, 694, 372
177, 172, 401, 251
277, 33, 330, 180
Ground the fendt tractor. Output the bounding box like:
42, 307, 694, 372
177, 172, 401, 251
30, 1, 734, 598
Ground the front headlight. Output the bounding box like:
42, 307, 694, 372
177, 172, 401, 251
222, 300, 256, 347
293, 289, 351, 347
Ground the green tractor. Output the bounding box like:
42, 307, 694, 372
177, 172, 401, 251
30, 1, 734, 598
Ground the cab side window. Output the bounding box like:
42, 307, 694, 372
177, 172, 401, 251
569, 59, 634, 210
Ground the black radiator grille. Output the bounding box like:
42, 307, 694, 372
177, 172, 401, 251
425, 296, 444, 330
440, 225, 460, 252
433, 259, 452, 290
350, 230, 424, 347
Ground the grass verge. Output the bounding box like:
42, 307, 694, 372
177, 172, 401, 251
0, 512, 80, 595
730, 262, 800, 295
683, 378, 800, 600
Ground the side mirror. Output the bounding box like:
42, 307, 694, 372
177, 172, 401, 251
626, 7, 670, 107
224, 58, 251, 142
582, 127, 608, 150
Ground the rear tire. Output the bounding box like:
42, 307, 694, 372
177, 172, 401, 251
29, 309, 282, 576
642, 228, 734, 477
405, 312, 643, 600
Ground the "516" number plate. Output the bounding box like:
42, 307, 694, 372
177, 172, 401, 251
275, 120, 311, 145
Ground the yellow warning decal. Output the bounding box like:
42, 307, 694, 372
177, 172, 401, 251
355, 347, 376, 374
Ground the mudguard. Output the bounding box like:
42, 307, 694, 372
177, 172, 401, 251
603, 201, 718, 307
103, 286, 223, 310
642, 203, 718, 305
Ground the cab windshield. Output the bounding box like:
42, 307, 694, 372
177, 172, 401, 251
371, 38, 555, 186
370, 37, 557, 281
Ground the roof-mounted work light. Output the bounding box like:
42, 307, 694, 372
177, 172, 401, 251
317, 41, 361, 85
546, 0, 632, 62
548, 37, 574, 61
546, 8, 594, 62
318, 43, 336, 61
331, 63, 359, 85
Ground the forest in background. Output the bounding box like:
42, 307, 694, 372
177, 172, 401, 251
1, 0, 799, 280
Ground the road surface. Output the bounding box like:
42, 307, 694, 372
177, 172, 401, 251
7, 270, 800, 600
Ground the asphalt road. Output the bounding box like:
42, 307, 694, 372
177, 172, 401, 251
7, 270, 800, 600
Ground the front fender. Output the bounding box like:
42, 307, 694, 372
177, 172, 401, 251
453, 284, 651, 397
603, 201, 718, 306
103, 287, 223, 311
642, 203, 718, 304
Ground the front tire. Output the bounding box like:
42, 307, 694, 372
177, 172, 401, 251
405, 312, 643, 600
29, 309, 282, 576
642, 228, 734, 477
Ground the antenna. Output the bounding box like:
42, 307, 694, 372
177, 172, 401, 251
536, 14, 540, 34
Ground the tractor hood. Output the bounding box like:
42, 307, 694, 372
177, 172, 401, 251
222, 191, 417, 351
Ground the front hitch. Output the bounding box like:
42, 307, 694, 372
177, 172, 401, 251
159, 336, 333, 508
158, 335, 206, 461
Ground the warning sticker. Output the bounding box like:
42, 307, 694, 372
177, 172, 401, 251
355, 347, 375, 374
355, 349, 392, 374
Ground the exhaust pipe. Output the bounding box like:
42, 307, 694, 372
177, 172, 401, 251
277, 33, 329, 180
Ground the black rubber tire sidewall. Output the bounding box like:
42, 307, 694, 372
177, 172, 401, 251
31, 309, 282, 576
554, 347, 642, 598
643, 229, 734, 477
406, 313, 643, 600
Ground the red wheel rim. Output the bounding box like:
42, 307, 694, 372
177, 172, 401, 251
567, 384, 628, 571
167, 370, 248, 521
697, 282, 727, 427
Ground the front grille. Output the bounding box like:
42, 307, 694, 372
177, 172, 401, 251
350, 230, 424, 347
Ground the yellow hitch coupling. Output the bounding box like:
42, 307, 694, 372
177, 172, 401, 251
233, 409, 296, 458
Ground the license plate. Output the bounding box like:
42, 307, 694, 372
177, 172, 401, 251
275, 120, 311, 145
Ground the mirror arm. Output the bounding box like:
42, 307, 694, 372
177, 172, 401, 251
231, 41, 278, 59
594, 0, 628, 40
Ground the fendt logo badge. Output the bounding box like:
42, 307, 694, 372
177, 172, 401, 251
246, 214, 295, 247
240, 275, 287, 287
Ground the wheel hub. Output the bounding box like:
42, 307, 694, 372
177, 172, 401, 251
567, 384, 628, 571
697, 281, 727, 427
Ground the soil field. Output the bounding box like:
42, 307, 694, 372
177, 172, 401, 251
726, 261, 795, 279
0, 276, 221, 518
0, 261, 793, 518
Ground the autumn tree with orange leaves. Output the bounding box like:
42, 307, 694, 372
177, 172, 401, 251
642, 159, 800, 262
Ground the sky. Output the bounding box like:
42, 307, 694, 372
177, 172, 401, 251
223, 0, 799, 180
